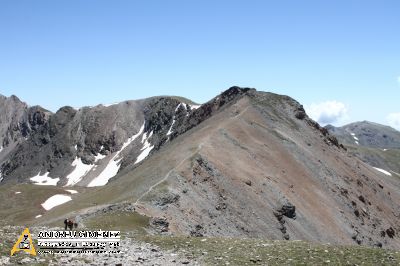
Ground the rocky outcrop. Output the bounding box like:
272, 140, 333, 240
150, 217, 169, 233
274, 199, 296, 240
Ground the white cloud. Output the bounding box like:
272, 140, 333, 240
386, 113, 400, 131
305, 101, 348, 126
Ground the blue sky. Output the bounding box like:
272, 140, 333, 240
0, 1, 399, 129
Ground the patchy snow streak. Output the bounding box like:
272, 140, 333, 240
167, 103, 183, 136
65, 189, 78, 194
0, 146, 3, 153
35, 215, 42, 219
103, 102, 120, 107
190, 104, 201, 110
65, 157, 95, 186
373, 167, 392, 176
167, 119, 176, 136
88, 122, 145, 187
135, 130, 154, 164
30, 172, 60, 186
15, 191, 21, 194
41, 194, 72, 210
350, 132, 359, 145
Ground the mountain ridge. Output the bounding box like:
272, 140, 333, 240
0, 87, 399, 250
0, 87, 256, 186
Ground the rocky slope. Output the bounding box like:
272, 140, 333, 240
123, 90, 400, 248
1, 88, 399, 251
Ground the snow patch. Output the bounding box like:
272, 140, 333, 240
350, 132, 359, 141
15, 191, 21, 194
74, 145, 77, 150
103, 102, 120, 107
373, 167, 392, 176
135, 130, 154, 164
167, 119, 176, 136
65, 189, 78, 194
349, 132, 360, 145
35, 215, 42, 219
65, 157, 95, 186
41, 194, 72, 210
0, 146, 3, 152
88, 122, 145, 187
94, 153, 106, 162
383, 149, 388, 151
30, 172, 60, 186
87, 157, 121, 187
167, 103, 184, 136
175, 103, 183, 112
190, 104, 201, 110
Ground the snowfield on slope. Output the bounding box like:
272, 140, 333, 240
88, 122, 145, 187
41, 194, 72, 210
135, 130, 154, 164
65, 157, 95, 186
30, 172, 60, 186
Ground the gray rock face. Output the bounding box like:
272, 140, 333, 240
0, 88, 251, 186
0, 95, 51, 154
0, 94, 202, 186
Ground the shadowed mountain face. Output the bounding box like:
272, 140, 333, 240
1, 88, 399, 249
326, 122, 400, 174
0, 94, 201, 185
0, 88, 248, 186
0, 95, 52, 180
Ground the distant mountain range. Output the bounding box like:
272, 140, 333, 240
326, 121, 400, 149
326, 121, 400, 174
0, 87, 399, 249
